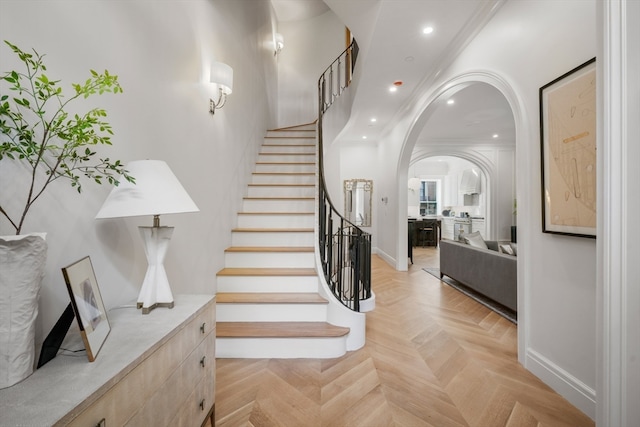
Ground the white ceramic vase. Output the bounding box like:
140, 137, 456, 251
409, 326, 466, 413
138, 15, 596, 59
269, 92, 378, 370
0, 233, 47, 389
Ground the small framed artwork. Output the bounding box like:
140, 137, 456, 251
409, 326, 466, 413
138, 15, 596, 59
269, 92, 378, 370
62, 256, 110, 362
540, 57, 597, 238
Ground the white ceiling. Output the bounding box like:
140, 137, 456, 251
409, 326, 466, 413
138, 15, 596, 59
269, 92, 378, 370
271, 0, 515, 149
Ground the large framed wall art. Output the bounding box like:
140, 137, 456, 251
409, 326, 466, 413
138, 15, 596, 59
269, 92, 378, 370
540, 57, 597, 238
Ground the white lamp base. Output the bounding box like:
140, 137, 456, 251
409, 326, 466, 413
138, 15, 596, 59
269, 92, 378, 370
137, 226, 175, 314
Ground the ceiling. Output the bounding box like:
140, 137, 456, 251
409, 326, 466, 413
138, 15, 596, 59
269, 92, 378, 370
271, 0, 515, 149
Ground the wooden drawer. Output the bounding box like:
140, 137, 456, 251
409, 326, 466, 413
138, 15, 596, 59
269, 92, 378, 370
181, 300, 216, 358
67, 363, 146, 427
169, 351, 216, 427
125, 332, 215, 426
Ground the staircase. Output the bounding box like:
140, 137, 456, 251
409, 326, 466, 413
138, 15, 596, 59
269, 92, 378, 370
216, 123, 352, 358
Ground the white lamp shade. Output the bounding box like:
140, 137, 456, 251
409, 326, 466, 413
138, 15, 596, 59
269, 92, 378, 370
210, 61, 233, 95
95, 160, 199, 219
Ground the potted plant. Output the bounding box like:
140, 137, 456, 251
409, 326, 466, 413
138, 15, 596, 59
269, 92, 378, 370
0, 40, 133, 388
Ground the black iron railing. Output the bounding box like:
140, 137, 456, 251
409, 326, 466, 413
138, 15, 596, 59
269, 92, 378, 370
317, 40, 371, 312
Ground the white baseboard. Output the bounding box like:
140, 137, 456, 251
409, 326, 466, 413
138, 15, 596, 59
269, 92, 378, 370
525, 348, 596, 420
374, 247, 396, 268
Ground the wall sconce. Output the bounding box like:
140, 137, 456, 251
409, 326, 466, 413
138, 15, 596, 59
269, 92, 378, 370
274, 33, 284, 55
209, 61, 233, 114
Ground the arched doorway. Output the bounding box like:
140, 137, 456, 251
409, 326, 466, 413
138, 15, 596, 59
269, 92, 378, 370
397, 79, 517, 271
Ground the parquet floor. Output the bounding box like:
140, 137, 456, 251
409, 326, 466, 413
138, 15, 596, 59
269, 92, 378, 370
215, 247, 594, 427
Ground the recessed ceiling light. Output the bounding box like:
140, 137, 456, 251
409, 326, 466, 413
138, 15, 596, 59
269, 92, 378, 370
423, 27, 434, 35
389, 86, 397, 93
447, 99, 455, 105
493, 134, 499, 138
405, 56, 414, 62
370, 118, 377, 123
362, 135, 367, 140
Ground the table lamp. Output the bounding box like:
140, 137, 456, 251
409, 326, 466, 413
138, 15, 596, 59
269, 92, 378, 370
95, 160, 199, 314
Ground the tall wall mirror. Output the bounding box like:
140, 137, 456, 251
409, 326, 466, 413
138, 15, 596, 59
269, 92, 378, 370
344, 179, 373, 227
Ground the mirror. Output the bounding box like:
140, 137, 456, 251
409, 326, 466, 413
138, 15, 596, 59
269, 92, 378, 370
344, 179, 372, 227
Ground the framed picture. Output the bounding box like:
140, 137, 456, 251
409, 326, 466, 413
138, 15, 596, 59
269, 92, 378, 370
62, 256, 110, 361
540, 57, 597, 238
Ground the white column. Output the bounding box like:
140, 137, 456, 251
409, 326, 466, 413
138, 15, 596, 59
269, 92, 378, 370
598, 0, 640, 425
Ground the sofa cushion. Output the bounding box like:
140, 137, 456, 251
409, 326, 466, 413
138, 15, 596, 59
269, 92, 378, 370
500, 244, 515, 255
464, 231, 488, 249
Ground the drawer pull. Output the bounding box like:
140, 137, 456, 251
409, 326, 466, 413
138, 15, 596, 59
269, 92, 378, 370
200, 355, 206, 368
199, 399, 206, 411
200, 322, 206, 334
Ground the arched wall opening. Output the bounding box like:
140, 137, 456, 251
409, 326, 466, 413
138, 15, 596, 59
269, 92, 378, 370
394, 70, 528, 360
396, 72, 522, 266
408, 151, 496, 237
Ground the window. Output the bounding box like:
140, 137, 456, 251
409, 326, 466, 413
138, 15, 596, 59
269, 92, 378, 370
419, 180, 440, 216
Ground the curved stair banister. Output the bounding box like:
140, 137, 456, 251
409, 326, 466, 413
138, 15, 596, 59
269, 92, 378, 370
317, 40, 371, 312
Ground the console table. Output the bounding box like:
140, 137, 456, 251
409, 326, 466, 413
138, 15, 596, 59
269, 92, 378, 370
0, 294, 216, 426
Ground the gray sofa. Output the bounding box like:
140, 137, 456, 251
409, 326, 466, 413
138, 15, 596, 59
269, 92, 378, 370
439, 239, 517, 311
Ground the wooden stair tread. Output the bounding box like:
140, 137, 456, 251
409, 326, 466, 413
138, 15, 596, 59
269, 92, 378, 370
262, 143, 315, 146
256, 161, 315, 165
237, 212, 314, 215
264, 136, 315, 139
259, 152, 315, 155
243, 196, 314, 200
217, 267, 317, 276
252, 172, 315, 175
216, 322, 349, 338
248, 183, 314, 187
217, 293, 327, 304
225, 246, 314, 252
232, 227, 313, 232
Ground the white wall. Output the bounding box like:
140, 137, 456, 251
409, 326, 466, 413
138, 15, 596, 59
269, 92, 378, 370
0, 0, 278, 351
339, 143, 378, 249
277, 10, 345, 127
372, 0, 597, 418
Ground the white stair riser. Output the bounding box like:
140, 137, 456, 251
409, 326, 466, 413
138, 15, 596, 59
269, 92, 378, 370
216, 304, 327, 322
258, 154, 315, 163
251, 174, 315, 185
247, 186, 314, 198
261, 145, 315, 154
231, 231, 314, 246
216, 336, 347, 358
237, 214, 313, 228
242, 199, 314, 212
224, 251, 315, 268
217, 275, 319, 293
255, 163, 315, 173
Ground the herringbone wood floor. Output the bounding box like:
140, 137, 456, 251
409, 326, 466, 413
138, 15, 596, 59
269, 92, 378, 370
215, 247, 594, 426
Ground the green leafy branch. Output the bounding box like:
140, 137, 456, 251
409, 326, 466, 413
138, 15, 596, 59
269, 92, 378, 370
0, 40, 134, 234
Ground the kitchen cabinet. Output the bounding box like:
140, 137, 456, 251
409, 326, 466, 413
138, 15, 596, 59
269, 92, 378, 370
441, 218, 455, 240
471, 218, 486, 239
443, 175, 458, 207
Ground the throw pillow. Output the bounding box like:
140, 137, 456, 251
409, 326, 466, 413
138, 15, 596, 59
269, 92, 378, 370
510, 242, 518, 256
500, 244, 514, 255
464, 231, 488, 249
